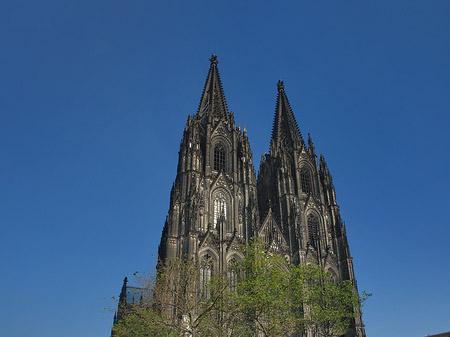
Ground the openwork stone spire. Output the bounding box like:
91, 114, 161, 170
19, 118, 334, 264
270, 80, 304, 154
197, 54, 229, 121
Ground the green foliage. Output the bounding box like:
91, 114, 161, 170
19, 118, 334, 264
297, 264, 371, 337
233, 239, 295, 336
112, 240, 370, 337
112, 306, 180, 337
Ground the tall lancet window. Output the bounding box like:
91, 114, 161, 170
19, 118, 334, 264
214, 144, 226, 171
300, 167, 312, 194
227, 259, 238, 292
307, 213, 319, 249
213, 192, 227, 228
200, 254, 213, 299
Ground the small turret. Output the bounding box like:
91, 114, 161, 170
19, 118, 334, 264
114, 276, 129, 329
119, 277, 128, 305
307, 133, 316, 156
319, 154, 337, 206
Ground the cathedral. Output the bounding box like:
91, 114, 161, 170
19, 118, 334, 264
117, 55, 366, 336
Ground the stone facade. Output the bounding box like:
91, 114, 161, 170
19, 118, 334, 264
129, 55, 365, 336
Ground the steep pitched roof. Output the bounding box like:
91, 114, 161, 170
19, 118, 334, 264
270, 80, 304, 154
197, 54, 229, 121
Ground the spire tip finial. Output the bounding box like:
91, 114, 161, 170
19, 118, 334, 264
209, 54, 218, 65
277, 80, 284, 91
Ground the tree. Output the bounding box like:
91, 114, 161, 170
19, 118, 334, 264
291, 263, 371, 337
231, 239, 370, 337
112, 240, 370, 337
112, 257, 232, 337
232, 239, 297, 336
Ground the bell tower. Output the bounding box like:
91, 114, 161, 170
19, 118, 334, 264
158, 55, 259, 277
257, 80, 366, 337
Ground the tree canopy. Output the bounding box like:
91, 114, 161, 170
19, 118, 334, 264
112, 240, 370, 337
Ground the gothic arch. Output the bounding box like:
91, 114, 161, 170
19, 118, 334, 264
211, 133, 232, 148
299, 162, 314, 195
211, 136, 231, 173
210, 188, 233, 232
199, 247, 219, 259
326, 266, 339, 282
198, 247, 219, 272
214, 143, 226, 171
306, 211, 321, 249
305, 209, 322, 227
298, 159, 315, 172
199, 252, 215, 298
226, 251, 244, 264
226, 255, 241, 291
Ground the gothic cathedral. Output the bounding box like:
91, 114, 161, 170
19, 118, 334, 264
156, 55, 365, 336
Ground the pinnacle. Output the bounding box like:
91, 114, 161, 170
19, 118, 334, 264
270, 80, 304, 154
197, 55, 229, 121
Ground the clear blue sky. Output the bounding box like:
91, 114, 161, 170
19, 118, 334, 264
1, 1, 449, 336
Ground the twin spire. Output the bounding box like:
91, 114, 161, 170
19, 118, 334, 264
271, 80, 304, 153
197, 54, 229, 120
198, 55, 304, 153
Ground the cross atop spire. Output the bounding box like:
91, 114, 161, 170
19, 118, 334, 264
270, 80, 304, 154
209, 54, 219, 65
277, 80, 284, 91
197, 54, 229, 121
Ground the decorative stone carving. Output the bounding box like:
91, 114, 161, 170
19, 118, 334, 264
152, 56, 366, 337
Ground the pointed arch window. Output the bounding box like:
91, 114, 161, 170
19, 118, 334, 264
227, 259, 238, 292
328, 269, 338, 283
307, 213, 319, 249
213, 192, 227, 228
214, 144, 226, 171
301, 167, 312, 194
200, 254, 213, 299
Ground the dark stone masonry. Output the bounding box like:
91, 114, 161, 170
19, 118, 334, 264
117, 55, 366, 337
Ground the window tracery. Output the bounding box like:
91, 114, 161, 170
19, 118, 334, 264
227, 259, 238, 292
214, 144, 226, 171
200, 254, 213, 299
307, 213, 319, 249
213, 192, 227, 228
301, 167, 312, 194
